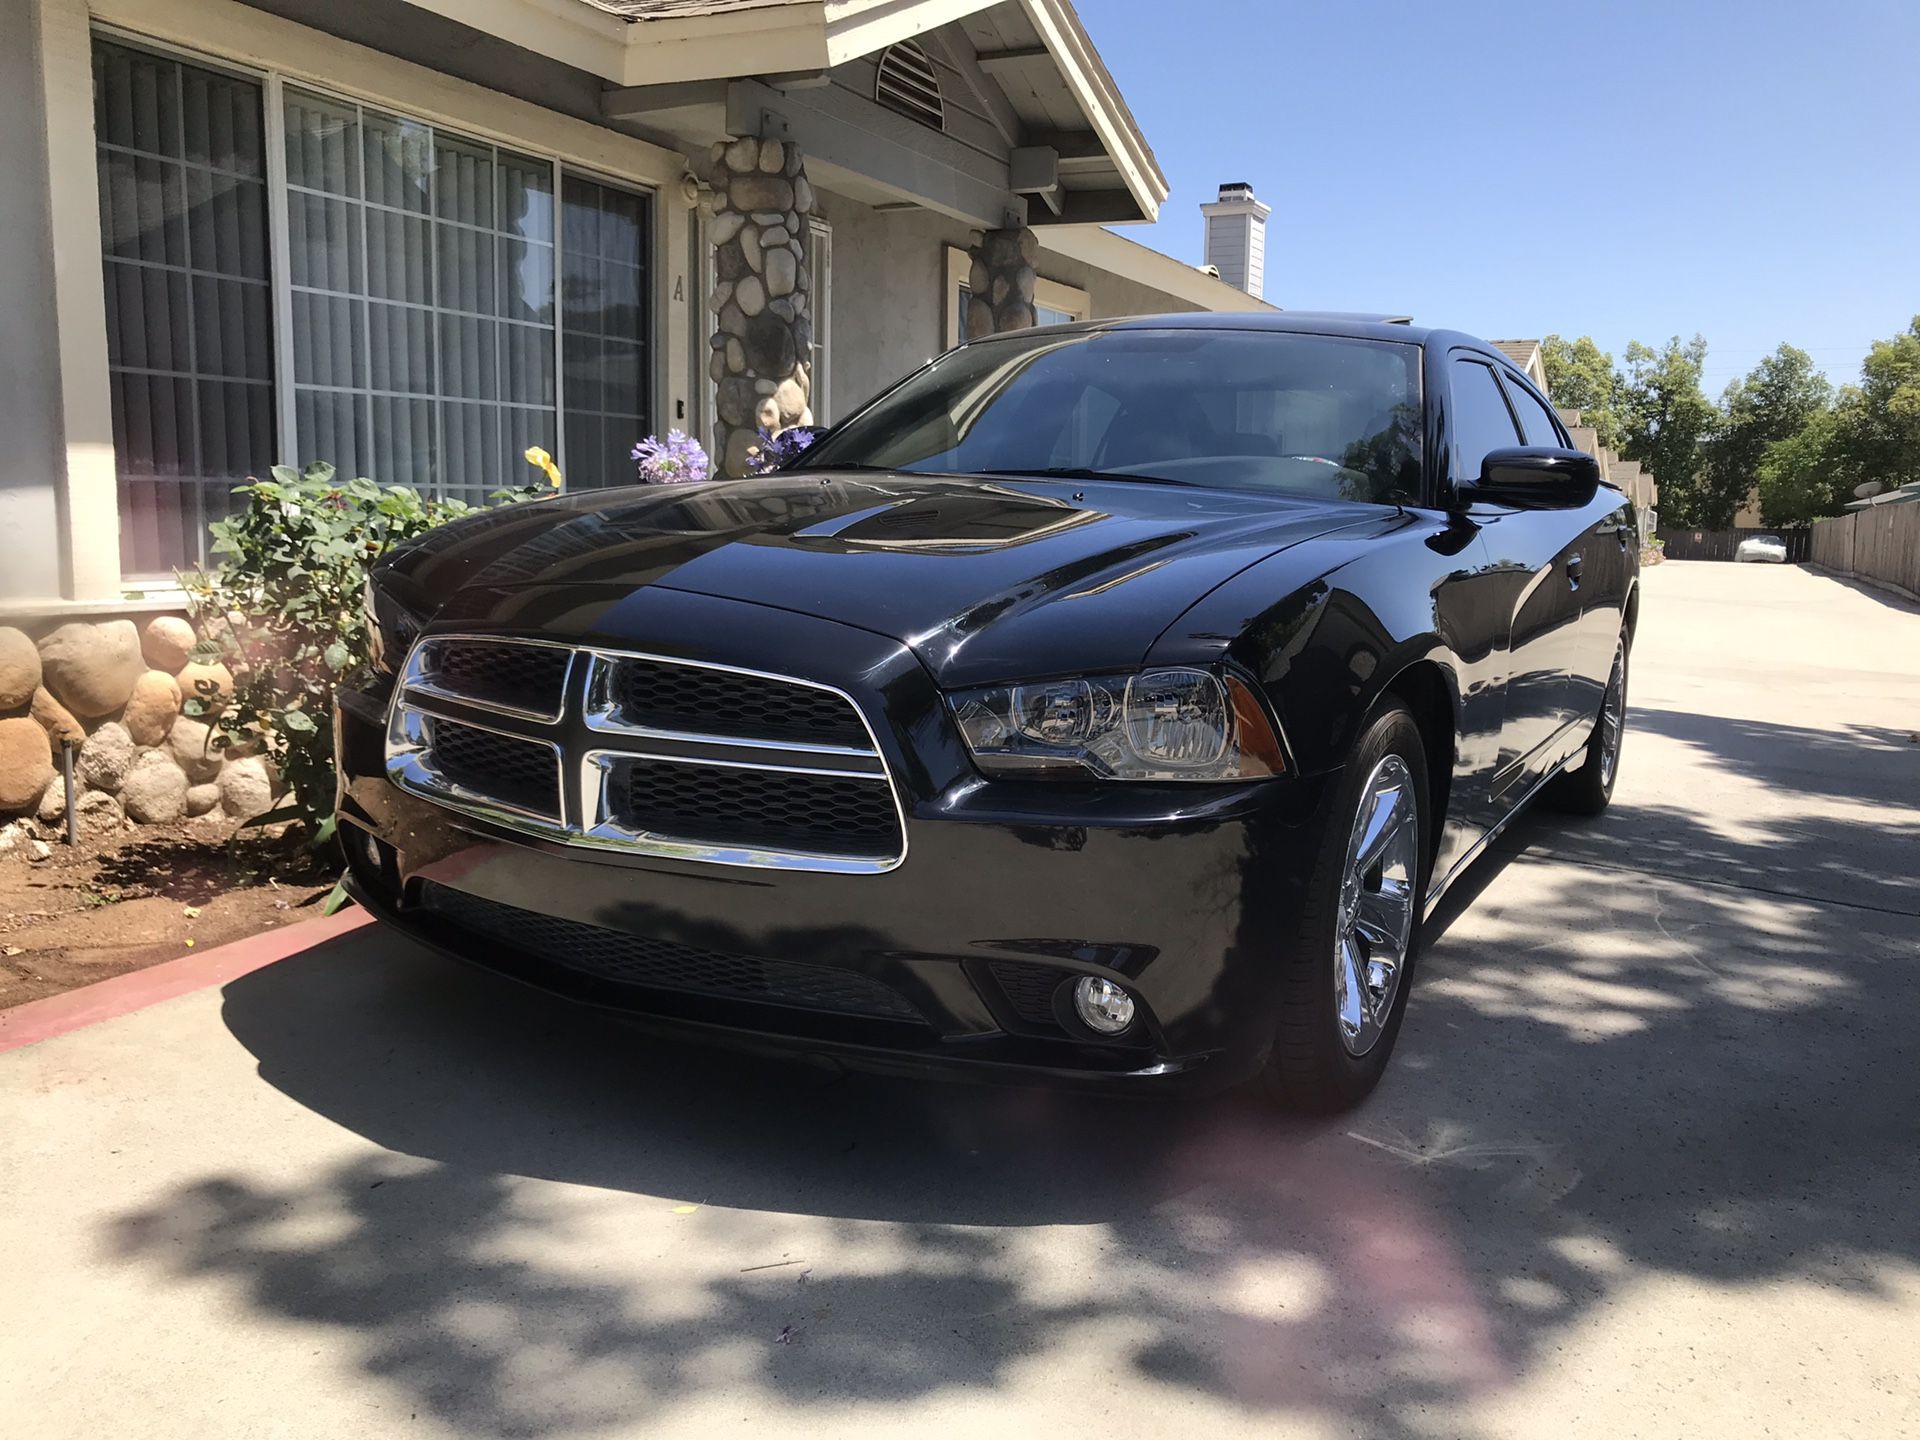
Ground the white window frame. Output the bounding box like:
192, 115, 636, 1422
943, 244, 1089, 349
86, 17, 679, 583
807, 215, 832, 425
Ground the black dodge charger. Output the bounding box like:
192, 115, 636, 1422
338, 314, 1637, 1110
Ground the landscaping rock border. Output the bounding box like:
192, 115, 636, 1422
0, 611, 283, 827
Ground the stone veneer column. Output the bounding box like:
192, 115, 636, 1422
964, 227, 1039, 338
705, 136, 815, 476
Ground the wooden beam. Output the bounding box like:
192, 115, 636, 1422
1026, 189, 1146, 225
728, 78, 1024, 230
759, 70, 832, 90
976, 45, 1050, 74
1023, 129, 1107, 161
1008, 144, 1062, 218
601, 79, 729, 120
1008, 146, 1059, 194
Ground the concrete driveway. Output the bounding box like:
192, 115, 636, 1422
5, 562, 1918, 1439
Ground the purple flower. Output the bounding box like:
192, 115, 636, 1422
631, 430, 711, 485
743, 426, 821, 476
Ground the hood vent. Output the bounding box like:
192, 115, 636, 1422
875, 41, 945, 132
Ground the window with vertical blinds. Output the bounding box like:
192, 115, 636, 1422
561, 175, 651, 490
282, 89, 562, 504
91, 38, 655, 578
95, 40, 274, 576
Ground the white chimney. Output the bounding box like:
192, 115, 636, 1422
1200, 181, 1271, 299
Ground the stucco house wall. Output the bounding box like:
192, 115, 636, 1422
812, 187, 1205, 419
0, 0, 68, 603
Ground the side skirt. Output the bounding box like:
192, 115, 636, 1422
1422, 747, 1577, 921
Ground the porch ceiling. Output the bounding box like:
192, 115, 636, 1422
398, 0, 1166, 225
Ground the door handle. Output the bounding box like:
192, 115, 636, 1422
1565, 553, 1583, 591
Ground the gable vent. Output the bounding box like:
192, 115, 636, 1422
875, 41, 945, 132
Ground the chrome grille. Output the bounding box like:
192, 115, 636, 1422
419, 882, 923, 1021
407, 636, 571, 721
384, 637, 906, 872
387, 707, 563, 825
432, 721, 563, 821
598, 656, 870, 748
604, 756, 901, 860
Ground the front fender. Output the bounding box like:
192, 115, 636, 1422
1146, 511, 1486, 777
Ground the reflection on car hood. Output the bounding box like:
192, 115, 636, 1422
377, 471, 1386, 685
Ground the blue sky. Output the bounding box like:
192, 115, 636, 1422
1083, 0, 1919, 398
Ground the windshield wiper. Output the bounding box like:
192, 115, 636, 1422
976, 466, 1194, 488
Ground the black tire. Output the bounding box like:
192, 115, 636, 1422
1256, 701, 1429, 1113
1545, 634, 1628, 817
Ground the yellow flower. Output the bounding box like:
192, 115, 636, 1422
523, 446, 563, 489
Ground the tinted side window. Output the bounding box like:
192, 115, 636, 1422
1504, 377, 1565, 446
1450, 359, 1522, 481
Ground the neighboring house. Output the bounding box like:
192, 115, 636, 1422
1, 0, 1272, 617
1557, 403, 1660, 548
1489, 339, 1549, 394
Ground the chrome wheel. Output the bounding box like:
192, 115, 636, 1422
1334, 753, 1420, 1057
1598, 642, 1626, 788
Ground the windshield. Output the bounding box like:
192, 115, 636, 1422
798, 327, 1425, 505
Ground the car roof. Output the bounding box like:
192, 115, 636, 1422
968, 309, 1496, 355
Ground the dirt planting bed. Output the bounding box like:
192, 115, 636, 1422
0, 815, 336, 1010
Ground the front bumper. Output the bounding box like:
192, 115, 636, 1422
335, 586, 1333, 1091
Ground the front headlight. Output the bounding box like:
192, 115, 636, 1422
949, 667, 1287, 781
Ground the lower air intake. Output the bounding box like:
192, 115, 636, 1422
419, 883, 924, 1022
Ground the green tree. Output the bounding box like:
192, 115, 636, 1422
1757, 393, 1862, 526
1848, 316, 1920, 489
1703, 343, 1832, 527
1541, 335, 1624, 450
1619, 335, 1719, 525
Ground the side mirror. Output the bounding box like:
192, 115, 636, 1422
1458, 447, 1600, 510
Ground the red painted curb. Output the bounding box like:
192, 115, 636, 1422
0, 907, 373, 1055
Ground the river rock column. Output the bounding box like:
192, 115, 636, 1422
965, 227, 1039, 338
706, 136, 815, 476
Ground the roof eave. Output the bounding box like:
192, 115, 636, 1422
400, 0, 1166, 223
1015, 0, 1167, 222
1037, 226, 1274, 313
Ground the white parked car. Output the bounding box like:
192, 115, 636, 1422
1736, 534, 1789, 563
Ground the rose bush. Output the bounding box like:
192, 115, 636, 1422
181, 461, 541, 849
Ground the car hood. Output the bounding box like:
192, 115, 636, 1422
380, 472, 1383, 686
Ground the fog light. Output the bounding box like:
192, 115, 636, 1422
1072, 976, 1136, 1035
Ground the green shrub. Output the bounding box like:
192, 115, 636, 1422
181, 461, 539, 848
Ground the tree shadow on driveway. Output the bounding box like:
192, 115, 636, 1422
101, 793, 1920, 1436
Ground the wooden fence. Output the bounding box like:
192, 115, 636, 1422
1810, 504, 1920, 598
1657, 527, 1811, 563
